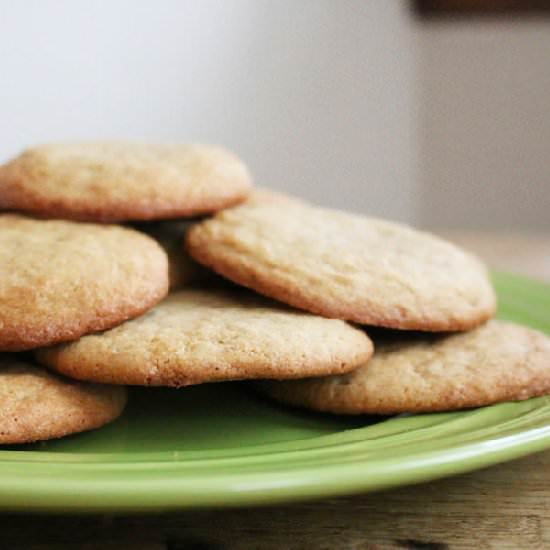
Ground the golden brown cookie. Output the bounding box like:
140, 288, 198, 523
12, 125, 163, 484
186, 203, 496, 331
0, 355, 126, 444
259, 320, 550, 414
0, 214, 168, 351
36, 289, 373, 387
0, 142, 252, 222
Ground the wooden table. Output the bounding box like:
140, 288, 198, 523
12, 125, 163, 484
3, 233, 550, 550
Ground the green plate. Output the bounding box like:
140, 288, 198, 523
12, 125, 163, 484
2, 272, 550, 513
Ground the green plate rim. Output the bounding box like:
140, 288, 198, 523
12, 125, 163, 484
1, 271, 549, 512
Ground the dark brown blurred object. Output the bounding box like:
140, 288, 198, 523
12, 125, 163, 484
415, 0, 550, 16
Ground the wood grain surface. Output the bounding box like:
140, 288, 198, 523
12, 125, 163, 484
2, 232, 550, 550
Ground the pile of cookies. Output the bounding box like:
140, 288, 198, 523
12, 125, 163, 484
0, 141, 549, 445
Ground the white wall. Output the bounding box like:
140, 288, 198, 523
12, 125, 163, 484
0, 0, 418, 222
418, 19, 550, 230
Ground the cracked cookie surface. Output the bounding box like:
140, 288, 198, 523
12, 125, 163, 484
186, 203, 496, 331
0, 214, 168, 350
0, 355, 126, 444
0, 142, 252, 221
259, 320, 550, 414
37, 289, 373, 386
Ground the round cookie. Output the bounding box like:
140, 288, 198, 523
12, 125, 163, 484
0, 355, 126, 444
259, 320, 550, 414
0, 142, 252, 222
36, 289, 374, 387
186, 203, 496, 331
0, 214, 168, 351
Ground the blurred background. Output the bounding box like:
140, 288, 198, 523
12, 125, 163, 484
0, 0, 548, 230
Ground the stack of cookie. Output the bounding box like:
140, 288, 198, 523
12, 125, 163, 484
0, 141, 549, 445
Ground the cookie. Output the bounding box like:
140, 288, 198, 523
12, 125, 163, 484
36, 289, 373, 386
0, 355, 126, 444
0, 214, 168, 351
135, 220, 222, 290
136, 188, 303, 289
259, 320, 550, 414
186, 203, 496, 331
0, 142, 252, 222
